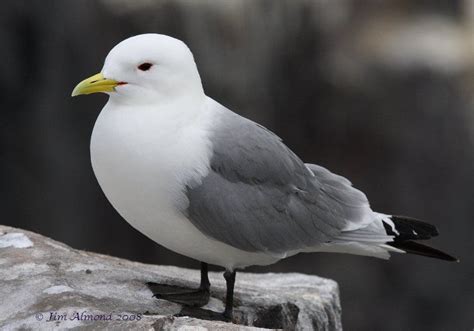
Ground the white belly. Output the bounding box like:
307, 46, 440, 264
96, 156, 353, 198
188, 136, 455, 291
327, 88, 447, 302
90, 101, 277, 270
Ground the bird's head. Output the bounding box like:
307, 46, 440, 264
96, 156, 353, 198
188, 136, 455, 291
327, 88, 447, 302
72, 34, 203, 104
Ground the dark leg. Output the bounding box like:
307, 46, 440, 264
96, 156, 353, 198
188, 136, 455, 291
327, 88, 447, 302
200, 262, 210, 291
223, 270, 236, 321
175, 268, 237, 323
147, 262, 211, 307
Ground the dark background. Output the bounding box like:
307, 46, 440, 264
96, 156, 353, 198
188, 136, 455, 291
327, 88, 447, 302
2, 1, 473, 330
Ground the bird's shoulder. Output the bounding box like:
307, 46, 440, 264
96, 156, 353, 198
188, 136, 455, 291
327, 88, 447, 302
206, 99, 312, 186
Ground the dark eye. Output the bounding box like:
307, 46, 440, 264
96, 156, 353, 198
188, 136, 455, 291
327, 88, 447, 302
138, 63, 153, 71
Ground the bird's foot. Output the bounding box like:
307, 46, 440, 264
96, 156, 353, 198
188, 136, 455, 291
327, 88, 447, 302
223, 308, 233, 322
147, 282, 210, 307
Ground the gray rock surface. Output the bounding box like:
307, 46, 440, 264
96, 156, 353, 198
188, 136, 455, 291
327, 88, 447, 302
0, 225, 342, 330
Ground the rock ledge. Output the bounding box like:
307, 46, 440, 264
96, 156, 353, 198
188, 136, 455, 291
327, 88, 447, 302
0, 225, 342, 330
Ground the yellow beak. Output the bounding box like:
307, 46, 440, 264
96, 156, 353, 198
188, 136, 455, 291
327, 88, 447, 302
71, 72, 120, 97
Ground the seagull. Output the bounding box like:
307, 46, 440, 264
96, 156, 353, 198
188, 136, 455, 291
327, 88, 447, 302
72, 34, 457, 321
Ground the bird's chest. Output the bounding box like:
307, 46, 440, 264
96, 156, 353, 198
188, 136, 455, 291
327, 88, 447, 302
90, 107, 212, 227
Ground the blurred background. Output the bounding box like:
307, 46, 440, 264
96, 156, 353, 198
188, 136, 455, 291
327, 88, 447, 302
2, 0, 473, 329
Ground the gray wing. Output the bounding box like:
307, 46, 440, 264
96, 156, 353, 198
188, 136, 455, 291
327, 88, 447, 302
185, 105, 373, 255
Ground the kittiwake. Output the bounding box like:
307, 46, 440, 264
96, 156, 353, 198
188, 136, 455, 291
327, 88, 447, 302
71, 33, 457, 321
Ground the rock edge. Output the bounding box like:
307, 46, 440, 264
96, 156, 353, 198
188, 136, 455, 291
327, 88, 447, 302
0, 225, 342, 330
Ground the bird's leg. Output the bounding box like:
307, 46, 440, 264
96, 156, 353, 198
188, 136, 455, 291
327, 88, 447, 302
174, 268, 237, 323
223, 269, 236, 321
147, 262, 211, 307
200, 261, 210, 291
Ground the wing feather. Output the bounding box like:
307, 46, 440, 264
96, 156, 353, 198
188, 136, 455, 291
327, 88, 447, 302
185, 103, 376, 255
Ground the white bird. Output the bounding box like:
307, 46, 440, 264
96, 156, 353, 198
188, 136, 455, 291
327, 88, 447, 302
72, 34, 457, 321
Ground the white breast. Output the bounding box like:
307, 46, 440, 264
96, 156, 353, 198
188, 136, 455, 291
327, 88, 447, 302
90, 97, 277, 270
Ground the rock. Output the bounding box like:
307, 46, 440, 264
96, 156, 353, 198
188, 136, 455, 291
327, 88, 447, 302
0, 225, 342, 330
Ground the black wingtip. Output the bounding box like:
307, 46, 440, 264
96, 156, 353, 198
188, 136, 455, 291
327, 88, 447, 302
387, 215, 439, 240
382, 215, 458, 262
389, 240, 459, 262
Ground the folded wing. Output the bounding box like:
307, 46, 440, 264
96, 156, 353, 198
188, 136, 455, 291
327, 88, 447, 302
185, 103, 381, 256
